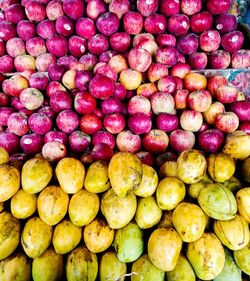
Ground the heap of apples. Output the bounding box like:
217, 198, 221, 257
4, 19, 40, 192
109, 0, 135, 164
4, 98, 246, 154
0, 0, 249, 163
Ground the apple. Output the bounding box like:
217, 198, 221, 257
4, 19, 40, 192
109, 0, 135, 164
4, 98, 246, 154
209, 50, 231, 69
120, 69, 142, 90
188, 52, 208, 70
80, 113, 102, 135
147, 63, 169, 82
169, 129, 195, 152
7, 112, 29, 136
187, 90, 212, 112
203, 101, 225, 124
103, 113, 125, 134
144, 13, 167, 34
137, 83, 158, 98
35, 53, 56, 72
151, 91, 175, 114
116, 130, 142, 153
6, 37, 25, 57
86, 0, 107, 21
0, 55, 14, 73
174, 89, 189, 109
160, 0, 180, 16
137, 151, 154, 166
190, 11, 213, 34
2, 74, 29, 97
199, 30, 221, 52
216, 85, 238, 104
46, 0, 64, 20
170, 63, 191, 79
142, 129, 169, 154
29, 72, 49, 91
180, 110, 203, 132
184, 73, 207, 91
156, 34, 176, 47
109, 32, 131, 52
25, 0, 46, 22
167, 14, 190, 37
36, 19, 56, 40
155, 46, 178, 67
157, 75, 177, 94
215, 112, 239, 133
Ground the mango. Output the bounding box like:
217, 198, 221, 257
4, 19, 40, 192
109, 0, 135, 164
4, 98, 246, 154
187, 173, 213, 199
223, 135, 250, 160
234, 240, 250, 275
242, 157, 250, 182
236, 187, 250, 223
0, 147, 9, 165
157, 211, 173, 228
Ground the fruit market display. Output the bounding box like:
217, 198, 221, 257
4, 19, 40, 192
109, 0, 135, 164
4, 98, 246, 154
0, 0, 250, 279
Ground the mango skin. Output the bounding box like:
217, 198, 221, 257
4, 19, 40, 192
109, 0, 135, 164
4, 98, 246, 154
52, 219, 82, 255
187, 173, 213, 199
214, 248, 241, 281
10, 189, 37, 219
21, 217, 52, 259
177, 149, 207, 184
156, 177, 186, 210
223, 135, 250, 160
173, 202, 206, 242
214, 215, 249, 250
157, 211, 173, 228
84, 161, 110, 193
32, 248, 63, 281
114, 222, 144, 263
134, 164, 158, 197
234, 240, 250, 275
166, 254, 196, 281
0, 253, 31, 281
108, 152, 143, 197
55, 157, 85, 194
207, 153, 236, 183
242, 157, 250, 182
21, 157, 52, 194
186, 233, 225, 280
223, 176, 242, 193
131, 254, 165, 281
0, 164, 20, 202
135, 196, 162, 229
66, 246, 98, 281
159, 161, 178, 178
148, 228, 182, 272
101, 188, 137, 229
198, 183, 237, 220
37, 185, 69, 225
0, 147, 9, 165
236, 187, 250, 223
99, 251, 127, 281
68, 189, 100, 227
0, 212, 21, 260
84, 218, 115, 253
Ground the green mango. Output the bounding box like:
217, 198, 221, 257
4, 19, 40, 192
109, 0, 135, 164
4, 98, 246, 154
131, 254, 165, 281
223, 176, 242, 193
32, 248, 63, 281
0, 253, 31, 281
114, 222, 143, 263
198, 183, 237, 220
234, 240, 250, 275
166, 254, 195, 281
66, 246, 98, 281
214, 248, 241, 281
99, 251, 127, 281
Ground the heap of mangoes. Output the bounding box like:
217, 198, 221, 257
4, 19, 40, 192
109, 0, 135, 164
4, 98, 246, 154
0, 133, 249, 281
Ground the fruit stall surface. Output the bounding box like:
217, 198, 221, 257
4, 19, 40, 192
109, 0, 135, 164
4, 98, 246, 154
0, 0, 250, 280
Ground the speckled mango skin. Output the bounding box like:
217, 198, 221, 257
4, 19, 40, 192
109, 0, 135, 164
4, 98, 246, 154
0, 147, 9, 165
84, 161, 110, 193
242, 157, 250, 182
134, 164, 158, 197
32, 248, 63, 281
99, 251, 127, 281
188, 173, 213, 199
52, 219, 82, 255
177, 149, 207, 184
65, 246, 98, 281
207, 153, 236, 183
21, 217, 52, 259
101, 188, 137, 229
108, 152, 143, 197
21, 157, 52, 194
236, 187, 250, 223
55, 157, 85, 194
214, 214, 249, 250
37, 185, 69, 226
198, 183, 237, 220
234, 240, 250, 275
186, 233, 225, 280
0, 212, 21, 261
166, 254, 196, 281
84, 218, 114, 253
223, 135, 250, 160
148, 228, 182, 272
0, 164, 20, 202
0, 252, 31, 281
131, 254, 165, 281
173, 202, 206, 242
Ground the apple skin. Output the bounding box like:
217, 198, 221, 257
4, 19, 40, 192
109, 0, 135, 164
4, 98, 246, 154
169, 129, 195, 152
147, 62, 169, 83
14, 54, 36, 72
80, 113, 102, 135
207, 75, 228, 97
174, 89, 189, 109
142, 129, 169, 154
203, 101, 225, 125
116, 130, 142, 153
187, 90, 212, 112
216, 85, 238, 104
180, 110, 203, 132
215, 111, 239, 133
2, 74, 29, 97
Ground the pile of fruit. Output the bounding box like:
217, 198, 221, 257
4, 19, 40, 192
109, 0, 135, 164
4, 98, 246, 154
0, 0, 250, 279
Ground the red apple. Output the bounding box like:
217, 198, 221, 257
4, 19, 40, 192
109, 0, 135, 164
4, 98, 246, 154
184, 73, 207, 91
128, 112, 152, 134
123, 11, 143, 35
7, 112, 29, 136
80, 113, 102, 135
142, 129, 169, 154
69, 131, 91, 153
160, 0, 180, 16
216, 85, 238, 104
136, 0, 158, 17
199, 30, 221, 52
89, 74, 115, 100
221, 31, 244, 53
0, 20, 16, 41
215, 13, 237, 34
2, 74, 29, 97
174, 89, 189, 109
16, 20, 36, 41
156, 113, 179, 132
0, 55, 14, 73
5, 4, 25, 23
128, 47, 152, 72
181, 0, 202, 15
188, 52, 208, 70
190, 11, 213, 34
215, 112, 239, 133
87, 34, 109, 55
55, 16, 74, 37
147, 63, 169, 82
209, 50, 231, 69
155, 46, 178, 67
207, 75, 228, 97
35, 53, 56, 72
144, 13, 167, 34
36, 19, 56, 40
168, 14, 191, 37
46, 35, 68, 57
170, 63, 191, 79
76, 17, 96, 39
103, 113, 125, 134
156, 34, 176, 47
128, 95, 151, 115
180, 110, 203, 132
207, 0, 231, 15
137, 83, 158, 98
109, 0, 130, 19
157, 75, 177, 94
203, 101, 225, 125
151, 91, 175, 114
116, 130, 141, 153
187, 90, 212, 112
6, 37, 25, 57
46, 0, 64, 20
86, 0, 107, 21
56, 109, 79, 134
63, 0, 84, 20
109, 32, 131, 52
96, 12, 119, 36
231, 50, 250, 69
177, 33, 199, 55
25, 0, 46, 22
169, 129, 195, 152
92, 130, 116, 149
